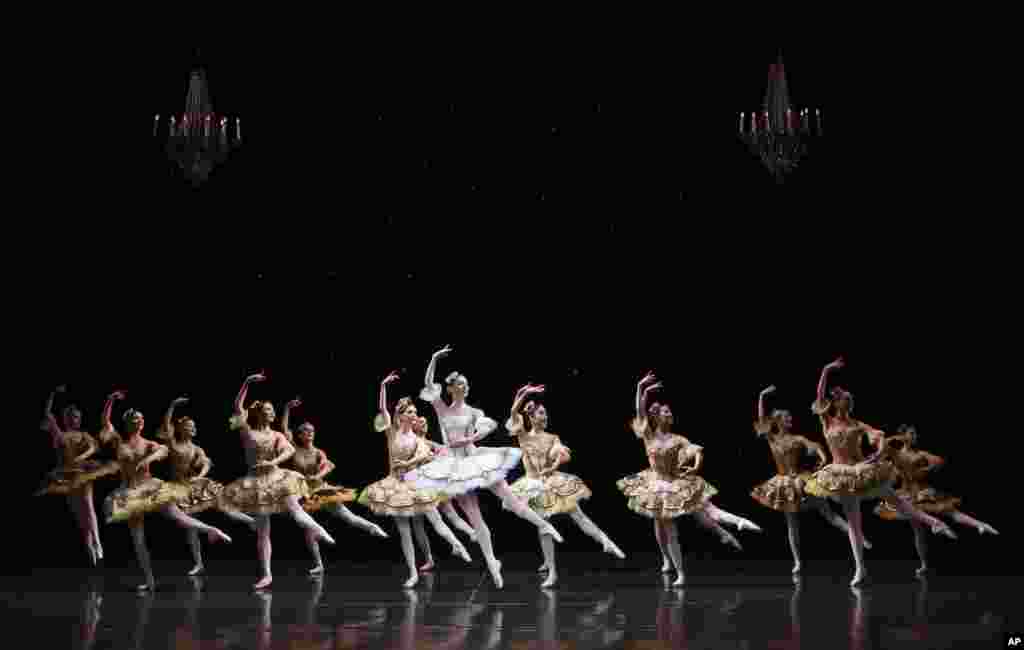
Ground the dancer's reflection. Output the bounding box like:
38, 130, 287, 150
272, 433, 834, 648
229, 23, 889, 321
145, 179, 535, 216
171, 576, 206, 649
75, 582, 103, 650
654, 587, 688, 648
130, 591, 155, 650
849, 586, 873, 650
386, 574, 473, 650
253, 591, 272, 650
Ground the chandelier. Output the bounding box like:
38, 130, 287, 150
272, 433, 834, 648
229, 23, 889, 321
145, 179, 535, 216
738, 53, 821, 183
153, 66, 241, 186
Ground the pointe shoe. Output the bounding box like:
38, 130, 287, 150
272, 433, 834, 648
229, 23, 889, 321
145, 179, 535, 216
863, 538, 873, 550
369, 524, 389, 538
979, 524, 1000, 535
188, 564, 205, 576
932, 523, 957, 540
915, 565, 929, 577
602, 537, 626, 559
724, 535, 744, 551
488, 560, 504, 589
541, 571, 558, 589
419, 560, 435, 572
672, 573, 686, 587
466, 529, 479, 543
850, 572, 868, 587
309, 565, 324, 576
85, 543, 97, 567
320, 530, 337, 545
543, 524, 564, 544
403, 573, 419, 589
207, 529, 232, 544
253, 575, 273, 590
739, 519, 763, 533
792, 563, 802, 576
453, 544, 472, 563
660, 559, 672, 573
538, 563, 551, 573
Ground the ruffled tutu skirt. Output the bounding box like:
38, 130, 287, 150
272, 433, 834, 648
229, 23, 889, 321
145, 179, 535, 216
616, 469, 718, 519
508, 472, 592, 518
403, 446, 521, 497
750, 473, 816, 513
103, 477, 190, 524
874, 486, 962, 520
804, 461, 897, 500
35, 460, 121, 496
218, 467, 310, 516
170, 477, 227, 515
302, 478, 358, 513
357, 475, 449, 517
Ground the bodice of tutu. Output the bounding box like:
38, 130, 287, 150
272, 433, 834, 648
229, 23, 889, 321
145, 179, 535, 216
439, 411, 497, 458
646, 434, 700, 480
291, 447, 323, 478
891, 449, 935, 493
391, 432, 432, 477
55, 430, 97, 467
518, 432, 568, 478
245, 431, 286, 473
821, 424, 870, 465
166, 442, 208, 482
114, 437, 160, 487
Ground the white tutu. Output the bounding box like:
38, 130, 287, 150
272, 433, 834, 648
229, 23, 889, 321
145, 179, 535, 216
403, 446, 521, 496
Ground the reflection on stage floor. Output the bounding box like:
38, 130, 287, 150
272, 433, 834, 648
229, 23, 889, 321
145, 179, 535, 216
2, 554, 1012, 649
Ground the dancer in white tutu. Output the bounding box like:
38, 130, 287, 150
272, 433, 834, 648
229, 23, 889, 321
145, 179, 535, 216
403, 345, 563, 588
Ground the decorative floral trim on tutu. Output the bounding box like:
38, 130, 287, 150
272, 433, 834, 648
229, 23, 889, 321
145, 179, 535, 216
35, 460, 121, 496
103, 477, 189, 523
357, 476, 447, 517
170, 477, 226, 515
218, 467, 311, 515
873, 487, 962, 520
403, 446, 521, 496
508, 472, 592, 518
301, 478, 358, 513
616, 469, 718, 519
750, 473, 814, 513
804, 461, 896, 500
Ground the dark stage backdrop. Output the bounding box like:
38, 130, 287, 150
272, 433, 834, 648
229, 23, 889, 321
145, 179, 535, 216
13, 34, 1017, 577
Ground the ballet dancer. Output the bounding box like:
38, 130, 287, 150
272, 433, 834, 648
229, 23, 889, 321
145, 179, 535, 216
752, 384, 874, 575
804, 358, 957, 586
99, 390, 232, 591
218, 372, 336, 590
617, 373, 761, 586
874, 424, 999, 576
506, 383, 625, 588
358, 371, 472, 588
403, 345, 563, 589
156, 396, 256, 576
36, 385, 119, 565
280, 397, 388, 576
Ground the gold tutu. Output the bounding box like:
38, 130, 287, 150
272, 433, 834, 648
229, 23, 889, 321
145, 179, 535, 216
169, 477, 227, 515
104, 477, 190, 523
357, 476, 448, 517
804, 461, 897, 500
874, 487, 962, 520
302, 478, 358, 513
509, 472, 592, 518
218, 467, 311, 516
35, 460, 121, 496
750, 473, 815, 513
616, 470, 718, 519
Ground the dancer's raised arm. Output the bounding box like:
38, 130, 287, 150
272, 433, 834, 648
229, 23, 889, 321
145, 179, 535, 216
507, 384, 544, 434
230, 372, 265, 433
99, 390, 126, 445
375, 371, 400, 432
420, 345, 452, 412
632, 373, 661, 436
758, 385, 776, 421
160, 397, 189, 441
281, 398, 301, 442
815, 358, 844, 409
41, 385, 65, 447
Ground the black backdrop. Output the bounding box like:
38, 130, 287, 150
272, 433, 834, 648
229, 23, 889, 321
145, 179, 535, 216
12, 32, 1017, 577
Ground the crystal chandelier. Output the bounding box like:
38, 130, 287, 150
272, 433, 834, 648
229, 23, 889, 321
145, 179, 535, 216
738, 53, 821, 183
153, 65, 241, 186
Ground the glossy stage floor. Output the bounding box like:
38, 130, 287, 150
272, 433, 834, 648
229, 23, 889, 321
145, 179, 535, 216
4, 553, 1014, 649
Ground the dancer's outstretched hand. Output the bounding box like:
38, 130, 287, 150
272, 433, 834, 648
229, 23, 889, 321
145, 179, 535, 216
172, 397, 189, 406
760, 385, 776, 395
638, 371, 657, 387
432, 345, 453, 359
246, 371, 267, 383
825, 357, 844, 370
382, 371, 400, 385
286, 398, 302, 409
109, 390, 127, 401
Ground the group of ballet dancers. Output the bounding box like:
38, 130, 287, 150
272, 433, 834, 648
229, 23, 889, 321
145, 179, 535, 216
38, 348, 998, 591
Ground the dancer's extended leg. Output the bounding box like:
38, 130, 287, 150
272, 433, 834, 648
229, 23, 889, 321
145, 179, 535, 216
490, 481, 563, 543
878, 487, 956, 539
423, 509, 472, 563
284, 496, 335, 545
457, 494, 503, 588
811, 498, 872, 549
396, 518, 418, 588
703, 503, 762, 533
540, 531, 558, 588
693, 510, 742, 550
841, 497, 868, 587
948, 510, 999, 535
439, 502, 477, 542
327, 503, 388, 538
162, 504, 232, 544
221, 509, 257, 531
569, 507, 625, 558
